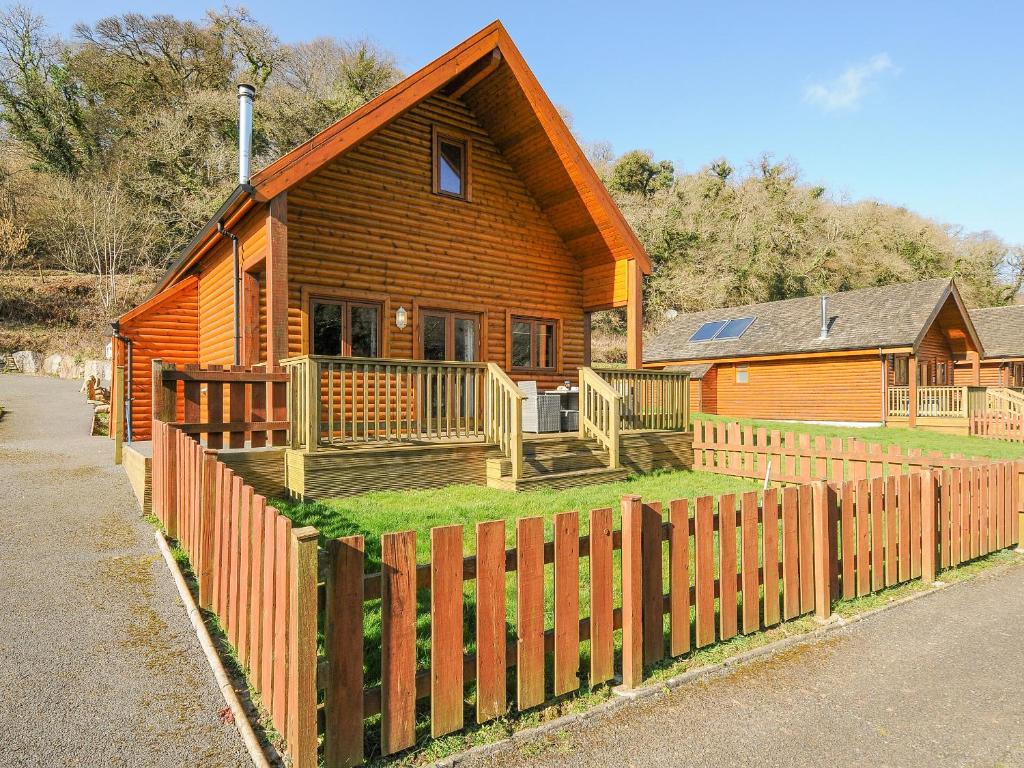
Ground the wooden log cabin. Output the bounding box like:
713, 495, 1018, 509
644, 278, 998, 433
961, 305, 1024, 387
113, 21, 692, 498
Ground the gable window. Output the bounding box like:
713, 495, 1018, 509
432, 127, 470, 200
311, 298, 381, 357
735, 364, 748, 384
511, 317, 557, 370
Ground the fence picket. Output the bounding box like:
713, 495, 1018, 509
762, 489, 780, 627
668, 499, 691, 655
380, 530, 416, 755
516, 517, 545, 709
553, 513, 580, 696
741, 491, 760, 634
621, 495, 644, 685
641, 502, 664, 665
781, 487, 800, 620
325, 536, 365, 768
430, 525, 464, 737
589, 508, 615, 684
870, 477, 884, 592
718, 494, 738, 641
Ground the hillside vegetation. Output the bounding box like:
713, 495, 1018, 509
0, 6, 1020, 363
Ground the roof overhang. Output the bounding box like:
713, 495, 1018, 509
911, 280, 985, 357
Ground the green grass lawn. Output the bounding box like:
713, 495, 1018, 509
695, 412, 1024, 462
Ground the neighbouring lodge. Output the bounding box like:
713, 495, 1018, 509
644, 278, 1023, 432
112, 21, 693, 499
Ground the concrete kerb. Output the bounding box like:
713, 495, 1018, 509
154, 529, 278, 768
435, 555, 1024, 767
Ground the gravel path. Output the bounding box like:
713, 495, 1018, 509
0, 375, 250, 767
466, 560, 1024, 768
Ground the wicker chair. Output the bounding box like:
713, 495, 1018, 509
518, 381, 562, 433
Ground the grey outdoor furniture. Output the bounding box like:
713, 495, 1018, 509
519, 381, 561, 433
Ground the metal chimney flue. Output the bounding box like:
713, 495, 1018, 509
237, 83, 255, 185
819, 295, 829, 338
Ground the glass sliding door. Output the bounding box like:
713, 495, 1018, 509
419, 310, 482, 429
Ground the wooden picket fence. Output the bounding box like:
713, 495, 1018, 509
971, 412, 1024, 443
149, 408, 1023, 768
693, 419, 983, 483
321, 461, 1022, 765
151, 420, 319, 767
152, 360, 289, 448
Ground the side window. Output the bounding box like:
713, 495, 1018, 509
310, 299, 381, 357
511, 316, 557, 370
735, 364, 748, 384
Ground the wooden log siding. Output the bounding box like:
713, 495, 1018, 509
692, 419, 989, 484
115, 278, 200, 441
149, 421, 317, 767
284, 93, 595, 391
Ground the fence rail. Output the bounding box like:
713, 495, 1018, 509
971, 412, 1024, 443
153, 360, 289, 448
694, 419, 983, 484
595, 367, 690, 431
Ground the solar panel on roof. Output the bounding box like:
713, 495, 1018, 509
714, 316, 755, 340
688, 320, 727, 342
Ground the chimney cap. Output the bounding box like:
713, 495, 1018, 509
237, 82, 256, 96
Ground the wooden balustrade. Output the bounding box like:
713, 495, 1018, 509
485, 363, 524, 479
579, 366, 621, 469
595, 367, 690, 431
282, 355, 488, 450
888, 385, 988, 419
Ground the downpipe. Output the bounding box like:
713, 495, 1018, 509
110, 321, 133, 443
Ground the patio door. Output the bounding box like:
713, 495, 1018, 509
419, 310, 481, 427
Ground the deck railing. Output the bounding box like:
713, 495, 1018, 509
986, 387, 1024, 417
579, 366, 621, 469
283, 355, 488, 450
887, 385, 988, 419
596, 367, 690, 431
485, 362, 525, 479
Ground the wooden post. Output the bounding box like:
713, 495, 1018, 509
198, 449, 218, 609
620, 495, 643, 688
812, 481, 832, 621
626, 258, 643, 369
922, 470, 939, 582
908, 356, 918, 428
583, 311, 592, 368
968, 350, 981, 386
113, 365, 125, 465
609, 396, 620, 469
510, 394, 524, 480
288, 526, 319, 768
304, 358, 319, 451
266, 192, 289, 367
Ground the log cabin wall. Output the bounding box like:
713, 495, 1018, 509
285, 93, 588, 389
710, 354, 883, 423
116, 278, 199, 441
195, 211, 268, 365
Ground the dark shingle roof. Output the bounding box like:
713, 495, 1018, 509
645, 278, 956, 363
969, 305, 1024, 358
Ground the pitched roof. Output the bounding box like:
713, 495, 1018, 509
645, 278, 977, 363
152, 20, 649, 295
968, 304, 1024, 358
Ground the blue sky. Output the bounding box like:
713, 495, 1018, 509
28, 0, 1024, 244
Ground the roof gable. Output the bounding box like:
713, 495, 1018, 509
249, 20, 649, 273
645, 278, 983, 363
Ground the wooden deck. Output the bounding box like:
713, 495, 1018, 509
285, 430, 694, 500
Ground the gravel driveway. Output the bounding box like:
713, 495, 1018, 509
0, 375, 249, 767
465, 560, 1024, 768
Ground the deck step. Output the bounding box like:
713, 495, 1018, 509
487, 450, 608, 478
487, 465, 631, 492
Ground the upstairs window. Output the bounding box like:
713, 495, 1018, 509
433, 127, 470, 200
511, 317, 556, 370
311, 299, 381, 357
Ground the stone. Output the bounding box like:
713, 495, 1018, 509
83, 359, 111, 388
43, 354, 64, 376
12, 350, 42, 374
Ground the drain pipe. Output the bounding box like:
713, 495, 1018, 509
217, 221, 241, 366
110, 321, 133, 443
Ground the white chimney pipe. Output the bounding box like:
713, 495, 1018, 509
237, 83, 255, 185
819, 295, 829, 338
